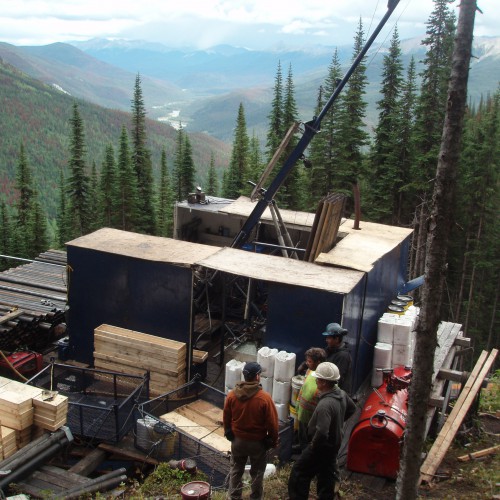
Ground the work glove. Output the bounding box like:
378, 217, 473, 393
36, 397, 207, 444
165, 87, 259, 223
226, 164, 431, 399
224, 429, 235, 442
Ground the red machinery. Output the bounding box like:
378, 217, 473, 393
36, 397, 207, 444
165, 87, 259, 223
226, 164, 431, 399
0, 351, 43, 380
347, 366, 412, 479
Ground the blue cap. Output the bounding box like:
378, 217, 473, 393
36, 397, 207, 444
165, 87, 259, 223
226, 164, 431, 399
242, 362, 262, 379
322, 322, 348, 337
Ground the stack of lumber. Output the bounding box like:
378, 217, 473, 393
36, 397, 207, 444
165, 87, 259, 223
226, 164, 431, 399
0, 426, 17, 459
93, 324, 187, 397
160, 399, 230, 454
304, 193, 346, 262
0, 376, 69, 458
33, 393, 69, 431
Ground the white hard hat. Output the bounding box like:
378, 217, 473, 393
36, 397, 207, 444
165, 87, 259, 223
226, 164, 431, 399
312, 362, 340, 382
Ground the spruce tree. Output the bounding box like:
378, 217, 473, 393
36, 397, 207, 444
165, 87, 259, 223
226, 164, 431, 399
335, 18, 369, 208
409, 0, 456, 278
266, 61, 284, 162
0, 202, 13, 270
172, 125, 185, 201
100, 144, 117, 227
14, 143, 34, 256
157, 148, 175, 237
88, 161, 100, 232
67, 102, 91, 238
223, 103, 250, 199
56, 169, 70, 248
366, 27, 404, 224
131, 73, 156, 234
116, 125, 139, 231
247, 133, 263, 190
280, 63, 303, 209
180, 133, 196, 200
27, 193, 48, 257
206, 153, 219, 196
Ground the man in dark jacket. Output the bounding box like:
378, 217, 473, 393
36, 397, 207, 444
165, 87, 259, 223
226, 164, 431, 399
223, 361, 279, 500
323, 322, 352, 394
288, 362, 356, 500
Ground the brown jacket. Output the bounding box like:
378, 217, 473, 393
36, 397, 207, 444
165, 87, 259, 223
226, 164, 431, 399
223, 381, 279, 445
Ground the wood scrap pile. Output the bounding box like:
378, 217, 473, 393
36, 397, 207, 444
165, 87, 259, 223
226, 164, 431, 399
93, 324, 187, 397
0, 375, 69, 459
419, 348, 498, 485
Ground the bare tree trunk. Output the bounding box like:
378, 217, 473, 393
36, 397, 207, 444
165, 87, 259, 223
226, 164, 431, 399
486, 278, 499, 351
396, 1, 477, 498
454, 233, 471, 321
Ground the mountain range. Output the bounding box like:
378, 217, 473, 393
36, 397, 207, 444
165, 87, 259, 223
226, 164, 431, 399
1, 36, 499, 142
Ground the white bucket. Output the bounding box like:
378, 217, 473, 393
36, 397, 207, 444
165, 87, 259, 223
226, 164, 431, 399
272, 379, 291, 405
275, 402, 289, 421
257, 346, 278, 377
392, 344, 411, 367
274, 351, 296, 382
393, 319, 412, 345
377, 318, 395, 343
373, 342, 392, 368
260, 375, 273, 395
225, 359, 245, 389
290, 375, 305, 407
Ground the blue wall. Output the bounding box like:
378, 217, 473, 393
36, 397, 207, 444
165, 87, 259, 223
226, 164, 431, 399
67, 247, 193, 365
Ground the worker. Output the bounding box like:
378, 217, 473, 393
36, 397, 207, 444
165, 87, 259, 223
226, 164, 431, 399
296, 347, 326, 450
223, 361, 279, 500
323, 323, 352, 394
288, 362, 356, 500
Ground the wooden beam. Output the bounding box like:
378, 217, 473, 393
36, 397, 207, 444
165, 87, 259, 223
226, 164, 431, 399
457, 445, 500, 462
97, 443, 159, 465
420, 349, 498, 484
0, 309, 23, 325
68, 448, 108, 476
453, 337, 471, 347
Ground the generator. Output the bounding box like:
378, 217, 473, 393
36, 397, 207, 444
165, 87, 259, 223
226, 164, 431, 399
0, 351, 43, 380
347, 366, 411, 479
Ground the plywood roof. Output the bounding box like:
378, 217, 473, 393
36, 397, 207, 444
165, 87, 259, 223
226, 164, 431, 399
315, 219, 413, 272
220, 196, 317, 229
66, 228, 220, 267
197, 247, 364, 293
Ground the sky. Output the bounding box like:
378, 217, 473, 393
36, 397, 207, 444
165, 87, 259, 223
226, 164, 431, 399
1, 0, 498, 50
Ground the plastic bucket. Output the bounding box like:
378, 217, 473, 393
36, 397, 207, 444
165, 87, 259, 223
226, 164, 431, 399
290, 375, 304, 407
180, 481, 210, 499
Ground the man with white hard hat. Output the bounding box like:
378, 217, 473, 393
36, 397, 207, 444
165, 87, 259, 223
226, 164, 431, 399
288, 362, 356, 500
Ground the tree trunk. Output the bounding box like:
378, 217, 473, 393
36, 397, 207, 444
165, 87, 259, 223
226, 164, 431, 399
396, 1, 477, 498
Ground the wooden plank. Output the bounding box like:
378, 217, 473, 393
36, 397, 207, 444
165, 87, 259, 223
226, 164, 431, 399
420, 349, 498, 484
175, 406, 225, 437
97, 442, 159, 465
93, 350, 185, 375
95, 325, 186, 351
68, 448, 108, 475
193, 350, 208, 364
457, 445, 500, 462
94, 338, 186, 365
0, 309, 23, 324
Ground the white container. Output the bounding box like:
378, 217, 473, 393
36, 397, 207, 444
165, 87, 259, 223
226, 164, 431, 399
393, 319, 412, 345
260, 375, 273, 395
225, 359, 245, 389
272, 379, 291, 405
274, 351, 296, 382
371, 368, 384, 388
290, 375, 305, 407
257, 346, 278, 377
275, 403, 289, 421
377, 317, 395, 343
373, 342, 392, 368
392, 344, 411, 367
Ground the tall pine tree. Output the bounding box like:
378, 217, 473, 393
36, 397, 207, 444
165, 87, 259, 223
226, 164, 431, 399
131, 73, 156, 234
157, 148, 175, 237
206, 152, 219, 196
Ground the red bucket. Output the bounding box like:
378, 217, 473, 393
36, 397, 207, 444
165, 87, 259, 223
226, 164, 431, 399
180, 481, 210, 499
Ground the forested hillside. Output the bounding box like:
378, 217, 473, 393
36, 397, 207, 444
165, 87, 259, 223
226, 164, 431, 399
0, 59, 231, 218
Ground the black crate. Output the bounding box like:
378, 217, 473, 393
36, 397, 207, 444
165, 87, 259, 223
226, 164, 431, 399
136, 379, 293, 488
28, 363, 149, 442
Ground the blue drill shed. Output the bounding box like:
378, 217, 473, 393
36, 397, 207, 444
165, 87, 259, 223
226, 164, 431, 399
65, 215, 412, 394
